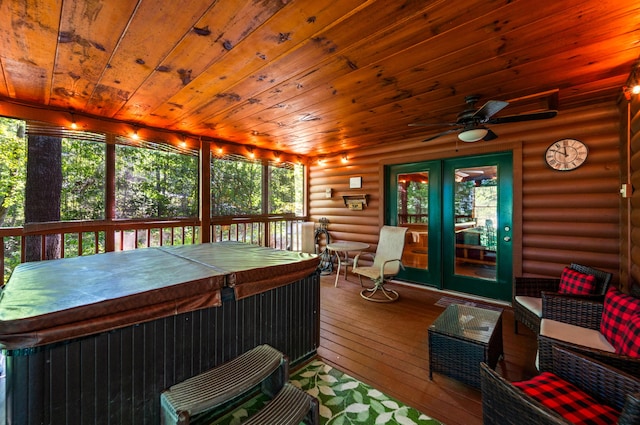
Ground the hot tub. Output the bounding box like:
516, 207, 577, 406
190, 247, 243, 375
0, 242, 320, 425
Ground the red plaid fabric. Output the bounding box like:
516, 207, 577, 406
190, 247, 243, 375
513, 372, 619, 425
558, 267, 597, 295
600, 287, 640, 349
618, 313, 640, 357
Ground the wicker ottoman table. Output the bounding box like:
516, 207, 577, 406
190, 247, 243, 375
428, 303, 503, 388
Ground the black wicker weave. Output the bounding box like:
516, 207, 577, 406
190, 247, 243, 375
538, 292, 640, 376
481, 346, 640, 425
513, 263, 612, 334
428, 304, 503, 389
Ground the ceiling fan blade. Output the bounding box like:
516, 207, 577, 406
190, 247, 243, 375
421, 128, 460, 142
483, 129, 498, 141
409, 121, 459, 127
487, 110, 558, 124
472, 100, 509, 121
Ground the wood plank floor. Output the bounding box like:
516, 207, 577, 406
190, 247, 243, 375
316, 273, 539, 425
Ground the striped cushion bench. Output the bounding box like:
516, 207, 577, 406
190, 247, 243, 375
243, 383, 319, 425
160, 344, 287, 425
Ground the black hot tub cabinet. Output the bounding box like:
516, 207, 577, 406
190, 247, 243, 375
0, 242, 320, 425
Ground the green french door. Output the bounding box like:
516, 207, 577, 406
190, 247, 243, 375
386, 152, 513, 301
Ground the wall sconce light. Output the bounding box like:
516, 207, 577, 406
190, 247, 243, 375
179, 134, 187, 148
131, 127, 140, 140
274, 151, 281, 162
317, 156, 326, 166
341, 153, 349, 163
247, 146, 256, 159
69, 113, 78, 130
623, 60, 640, 100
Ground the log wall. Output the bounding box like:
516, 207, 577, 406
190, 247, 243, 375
626, 95, 640, 294
309, 100, 621, 287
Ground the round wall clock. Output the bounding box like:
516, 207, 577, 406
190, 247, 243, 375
544, 138, 588, 171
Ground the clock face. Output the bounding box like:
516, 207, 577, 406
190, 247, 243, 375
545, 139, 588, 171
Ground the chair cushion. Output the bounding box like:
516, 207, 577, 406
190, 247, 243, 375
618, 313, 640, 357
540, 319, 615, 353
600, 287, 640, 350
513, 371, 620, 425
514, 296, 542, 317
558, 267, 597, 295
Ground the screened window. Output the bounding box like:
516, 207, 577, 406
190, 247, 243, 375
211, 155, 263, 216
210, 154, 304, 217
0, 117, 26, 227
268, 161, 304, 215
61, 138, 105, 220
116, 142, 198, 219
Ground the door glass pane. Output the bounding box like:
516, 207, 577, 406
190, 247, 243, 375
454, 166, 497, 280
397, 172, 429, 269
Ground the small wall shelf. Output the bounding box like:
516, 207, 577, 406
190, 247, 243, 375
343, 194, 369, 210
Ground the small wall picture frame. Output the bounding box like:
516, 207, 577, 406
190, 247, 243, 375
349, 176, 362, 189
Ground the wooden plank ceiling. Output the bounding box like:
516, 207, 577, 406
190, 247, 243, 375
0, 0, 639, 157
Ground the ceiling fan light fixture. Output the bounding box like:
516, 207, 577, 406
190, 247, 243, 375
458, 128, 488, 142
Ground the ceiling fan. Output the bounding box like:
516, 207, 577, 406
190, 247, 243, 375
409, 95, 558, 142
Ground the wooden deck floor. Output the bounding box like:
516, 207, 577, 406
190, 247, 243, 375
317, 273, 539, 425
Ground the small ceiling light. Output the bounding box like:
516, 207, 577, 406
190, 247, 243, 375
341, 153, 349, 163
458, 127, 488, 142
623, 59, 640, 100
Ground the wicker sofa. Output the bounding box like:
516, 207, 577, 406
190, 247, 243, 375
481, 346, 640, 425
538, 290, 640, 376
513, 263, 612, 334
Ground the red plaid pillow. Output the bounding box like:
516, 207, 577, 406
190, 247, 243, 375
600, 287, 640, 349
513, 372, 619, 425
618, 313, 640, 357
558, 267, 597, 295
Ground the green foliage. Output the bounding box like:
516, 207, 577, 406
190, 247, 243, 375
269, 163, 303, 215
455, 180, 475, 217
402, 181, 429, 220
211, 156, 262, 215
116, 145, 198, 218
61, 139, 105, 220
211, 157, 303, 217
0, 117, 26, 226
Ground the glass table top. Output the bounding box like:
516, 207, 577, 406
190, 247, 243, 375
429, 304, 503, 344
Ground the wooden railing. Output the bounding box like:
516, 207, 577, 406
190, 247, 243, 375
1, 215, 307, 283
398, 214, 429, 224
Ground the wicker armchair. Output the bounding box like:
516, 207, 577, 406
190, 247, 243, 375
513, 263, 612, 334
481, 346, 640, 425
538, 292, 640, 376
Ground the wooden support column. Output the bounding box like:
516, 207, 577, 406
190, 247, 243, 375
105, 136, 116, 252
262, 160, 270, 247
200, 140, 211, 243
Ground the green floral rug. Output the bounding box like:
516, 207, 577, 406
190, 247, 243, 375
212, 359, 442, 425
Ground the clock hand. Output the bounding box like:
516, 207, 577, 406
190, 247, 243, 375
550, 149, 568, 157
